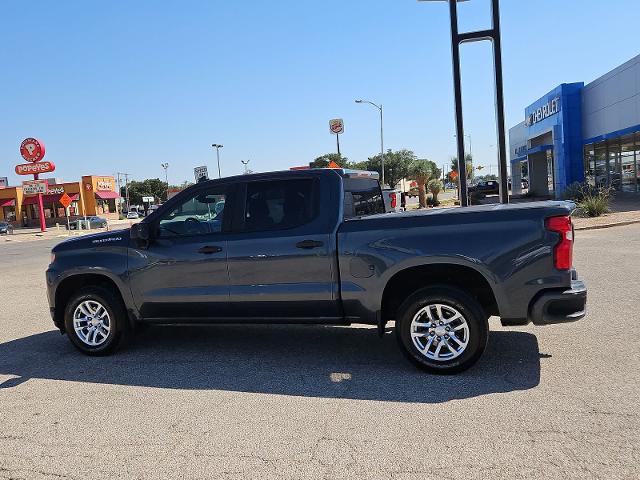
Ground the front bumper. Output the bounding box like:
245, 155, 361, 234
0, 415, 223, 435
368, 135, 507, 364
529, 280, 587, 325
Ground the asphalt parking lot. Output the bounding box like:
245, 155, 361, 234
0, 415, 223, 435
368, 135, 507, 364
1, 225, 639, 479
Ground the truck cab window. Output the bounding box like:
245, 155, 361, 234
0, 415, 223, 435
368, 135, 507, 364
158, 187, 227, 237
343, 177, 385, 218
243, 179, 315, 232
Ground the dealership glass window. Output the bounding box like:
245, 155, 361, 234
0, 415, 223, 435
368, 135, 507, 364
594, 142, 607, 187
583, 144, 595, 186
546, 150, 555, 194
607, 139, 622, 190
620, 134, 637, 192
637, 132, 640, 189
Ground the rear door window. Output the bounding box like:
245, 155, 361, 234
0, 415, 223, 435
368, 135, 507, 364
242, 179, 316, 232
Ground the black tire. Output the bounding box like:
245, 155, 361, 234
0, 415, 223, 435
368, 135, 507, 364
395, 286, 488, 374
63, 285, 129, 356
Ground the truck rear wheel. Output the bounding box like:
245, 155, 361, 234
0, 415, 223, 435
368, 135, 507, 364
395, 286, 488, 374
63, 286, 129, 356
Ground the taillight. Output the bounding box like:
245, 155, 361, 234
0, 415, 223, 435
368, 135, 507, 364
545, 215, 573, 270
390, 193, 397, 209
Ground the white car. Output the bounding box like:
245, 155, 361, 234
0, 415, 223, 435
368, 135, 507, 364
126, 211, 140, 219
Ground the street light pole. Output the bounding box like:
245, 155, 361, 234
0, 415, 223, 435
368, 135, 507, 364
211, 144, 223, 179
160, 163, 169, 201
355, 99, 385, 187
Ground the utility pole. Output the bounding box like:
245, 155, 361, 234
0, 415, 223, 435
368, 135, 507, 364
241, 160, 250, 175
117, 172, 131, 212
355, 99, 385, 187
160, 163, 169, 201
115, 173, 121, 217
212, 144, 223, 179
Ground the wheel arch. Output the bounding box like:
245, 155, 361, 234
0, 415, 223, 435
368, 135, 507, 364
380, 262, 500, 323
54, 273, 136, 332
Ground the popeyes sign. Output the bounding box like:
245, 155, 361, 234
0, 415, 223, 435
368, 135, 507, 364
15, 161, 56, 175
15, 137, 55, 176
20, 138, 46, 162
97, 180, 113, 191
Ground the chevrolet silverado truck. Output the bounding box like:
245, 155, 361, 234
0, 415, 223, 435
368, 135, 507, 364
46, 168, 586, 373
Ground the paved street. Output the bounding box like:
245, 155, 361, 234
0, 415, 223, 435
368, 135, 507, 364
0, 225, 638, 479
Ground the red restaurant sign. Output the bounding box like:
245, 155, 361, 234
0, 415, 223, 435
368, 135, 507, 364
15, 161, 56, 175
20, 138, 46, 163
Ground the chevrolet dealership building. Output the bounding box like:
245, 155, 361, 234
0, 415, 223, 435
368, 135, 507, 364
509, 54, 640, 197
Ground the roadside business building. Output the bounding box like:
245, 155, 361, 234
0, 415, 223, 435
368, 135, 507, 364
509, 54, 640, 198
0, 175, 119, 227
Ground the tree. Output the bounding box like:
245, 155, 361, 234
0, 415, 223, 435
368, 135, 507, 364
120, 178, 168, 205
366, 149, 416, 189
428, 178, 443, 205
450, 154, 474, 183
409, 159, 439, 208
310, 153, 349, 168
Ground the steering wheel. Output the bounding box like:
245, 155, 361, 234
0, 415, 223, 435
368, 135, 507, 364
184, 217, 202, 234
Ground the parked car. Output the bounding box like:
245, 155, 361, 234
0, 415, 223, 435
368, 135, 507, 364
67, 216, 108, 230
468, 180, 500, 195
407, 187, 420, 198
126, 211, 140, 219
46, 168, 586, 374
0, 222, 14, 235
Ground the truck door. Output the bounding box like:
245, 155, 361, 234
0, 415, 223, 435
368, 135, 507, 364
225, 176, 341, 320
128, 183, 234, 320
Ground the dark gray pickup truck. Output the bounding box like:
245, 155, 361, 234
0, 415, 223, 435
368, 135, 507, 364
46, 168, 586, 373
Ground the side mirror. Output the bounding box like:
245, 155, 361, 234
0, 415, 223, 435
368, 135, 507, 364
130, 222, 151, 246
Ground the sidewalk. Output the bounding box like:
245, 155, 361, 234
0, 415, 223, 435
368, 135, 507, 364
1, 219, 137, 244
573, 193, 640, 230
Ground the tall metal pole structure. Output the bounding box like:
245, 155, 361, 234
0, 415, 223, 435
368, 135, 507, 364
160, 163, 169, 201
418, 0, 509, 205
117, 172, 131, 212
241, 160, 251, 174
211, 144, 223, 179
355, 99, 385, 187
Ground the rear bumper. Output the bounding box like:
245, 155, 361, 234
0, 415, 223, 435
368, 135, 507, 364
529, 280, 587, 325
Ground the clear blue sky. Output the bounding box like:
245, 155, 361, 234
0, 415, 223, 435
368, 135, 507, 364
1, 0, 638, 185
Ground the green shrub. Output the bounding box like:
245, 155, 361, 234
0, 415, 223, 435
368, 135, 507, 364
469, 191, 485, 205
576, 184, 613, 217
426, 195, 440, 207
563, 182, 600, 202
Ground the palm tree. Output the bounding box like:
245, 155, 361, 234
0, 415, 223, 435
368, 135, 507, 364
428, 179, 443, 206
409, 159, 437, 208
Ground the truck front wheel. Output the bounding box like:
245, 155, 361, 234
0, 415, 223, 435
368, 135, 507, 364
395, 286, 488, 374
63, 286, 129, 356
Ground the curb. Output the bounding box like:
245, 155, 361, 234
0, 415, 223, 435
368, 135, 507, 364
574, 219, 640, 231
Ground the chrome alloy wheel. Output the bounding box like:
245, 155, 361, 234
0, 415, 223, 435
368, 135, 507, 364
73, 300, 111, 347
410, 304, 470, 361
